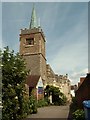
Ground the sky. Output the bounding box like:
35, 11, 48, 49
1, 2, 88, 85
0, 0, 90, 2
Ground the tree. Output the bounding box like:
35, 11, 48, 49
2, 47, 29, 120
44, 85, 67, 105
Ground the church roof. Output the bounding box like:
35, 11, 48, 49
26, 75, 40, 88
30, 5, 38, 29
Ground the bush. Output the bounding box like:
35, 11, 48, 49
22, 98, 30, 117
37, 99, 48, 108
60, 94, 67, 105
70, 97, 78, 112
29, 95, 37, 114
44, 85, 67, 106
72, 109, 85, 120
2, 47, 29, 120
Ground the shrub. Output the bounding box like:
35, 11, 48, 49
2, 47, 29, 120
29, 95, 37, 114
22, 97, 30, 117
72, 109, 85, 120
60, 94, 67, 105
70, 97, 78, 112
37, 99, 48, 108
44, 85, 67, 106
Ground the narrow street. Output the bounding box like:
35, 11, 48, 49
27, 105, 70, 119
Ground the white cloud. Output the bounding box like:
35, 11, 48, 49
70, 68, 88, 85
46, 7, 88, 85
71, 68, 88, 78
49, 21, 88, 72
50, 41, 87, 72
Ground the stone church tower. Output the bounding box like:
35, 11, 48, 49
19, 6, 47, 85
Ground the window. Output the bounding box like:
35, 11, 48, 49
26, 38, 34, 45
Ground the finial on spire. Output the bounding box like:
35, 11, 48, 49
29, 4, 38, 29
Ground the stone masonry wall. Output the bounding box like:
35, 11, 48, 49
20, 28, 46, 86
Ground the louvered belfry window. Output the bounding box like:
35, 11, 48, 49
26, 38, 34, 45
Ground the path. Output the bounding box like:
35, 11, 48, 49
27, 105, 70, 119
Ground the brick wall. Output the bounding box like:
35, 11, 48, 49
75, 73, 90, 108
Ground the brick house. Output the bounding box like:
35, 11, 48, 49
26, 75, 44, 100
75, 73, 90, 108
78, 77, 85, 88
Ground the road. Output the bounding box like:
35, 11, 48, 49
27, 105, 70, 119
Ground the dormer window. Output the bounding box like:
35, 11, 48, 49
26, 38, 34, 45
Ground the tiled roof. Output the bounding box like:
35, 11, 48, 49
26, 75, 40, 88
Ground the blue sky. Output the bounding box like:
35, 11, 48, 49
0, 2, 2, 49
1, 0, 89, 2
2, 2, 88, 85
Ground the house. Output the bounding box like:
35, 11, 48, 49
75, 73, 90, 108
46, 64, 71, 102
78, 77, 85, 88
26, 75, 44, 100
70, 85, 78, 98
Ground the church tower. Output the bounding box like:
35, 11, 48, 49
19, 5, 46, 84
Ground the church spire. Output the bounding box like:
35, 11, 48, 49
30, 4, 38, 29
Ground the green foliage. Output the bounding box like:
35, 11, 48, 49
60, 94, 67, 105
44, 85, 67, 106
71, 97, 78, 112
29, 95, 37, 114
72, 109, 85, 120
2, 47, 29, 120
37, 99, 48, 107
22, 97, 30, 117
70, 97, 85, 119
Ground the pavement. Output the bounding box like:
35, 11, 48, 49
27, 105, 70, 119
